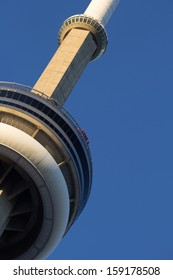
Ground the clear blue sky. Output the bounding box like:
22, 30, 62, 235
0, 0, 173, 260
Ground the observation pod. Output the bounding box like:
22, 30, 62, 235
0, 83, 92, 259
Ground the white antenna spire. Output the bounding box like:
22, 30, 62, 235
85, 0, 120, 26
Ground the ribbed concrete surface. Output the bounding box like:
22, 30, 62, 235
34, 29, 97, 106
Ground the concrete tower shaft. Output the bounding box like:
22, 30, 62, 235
34, 0, 121, 106
34, 28, 98, 106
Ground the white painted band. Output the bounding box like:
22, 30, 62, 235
85, 0, 120, 26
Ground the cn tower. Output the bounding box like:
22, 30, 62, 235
0, 0, 120, 259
